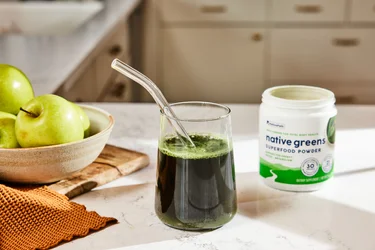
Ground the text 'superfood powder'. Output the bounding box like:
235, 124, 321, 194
259, 85, 337, 191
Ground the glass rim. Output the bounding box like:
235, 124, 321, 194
161, 101, 231, 122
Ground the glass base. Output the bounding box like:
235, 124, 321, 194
156, 210, 236, 232
161, 220, 223, 232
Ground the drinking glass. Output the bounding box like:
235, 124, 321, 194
155, 101, 237, 231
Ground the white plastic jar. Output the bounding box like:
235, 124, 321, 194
259, 85, 337, 191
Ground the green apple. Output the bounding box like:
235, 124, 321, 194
15, 94, 84, 148
0, 111, 19, 148
0, 64, 34, 115
71, 102, 90, 138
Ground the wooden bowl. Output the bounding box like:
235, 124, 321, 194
0, 105, 114, 184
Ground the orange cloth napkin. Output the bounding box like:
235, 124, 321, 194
0, 184, 117, 250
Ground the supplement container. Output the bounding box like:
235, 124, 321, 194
259, 85, 337, 191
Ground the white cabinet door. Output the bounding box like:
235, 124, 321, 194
270, 29, 375, 82
100, 70, 134, 102
58, 62, 97, 102
350, 0, 375, 22
161, 28, 265, 103
95, 21, 130, 98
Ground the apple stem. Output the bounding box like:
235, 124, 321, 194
20, 108, 38, 118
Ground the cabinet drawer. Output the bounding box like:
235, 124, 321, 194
59, 63, 97, 102
270, 81, 375, 104
160, 0, 266, 22
162, 28, 265, 103
100, 74, 134, 102
270, 29, 375, 82
95, 22, 130, 97
350, 0, 375, 22
271, 0, 345, 22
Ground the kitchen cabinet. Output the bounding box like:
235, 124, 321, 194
270, 0, 346, 22
270, 29, 375, 82
270, 29, 375, 104
160, 0, 266, 22
350, 0, 375, 22
59, 62, 97, 102
95, 22, 130, 99
56, 20, 132, 102
99, 63, 135, 102
142, 0, 375, 104
162, 28, 265, 103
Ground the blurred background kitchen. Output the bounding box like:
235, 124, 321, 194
0, 0, 374, 104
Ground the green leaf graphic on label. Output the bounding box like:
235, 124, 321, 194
260, 158, 334, 185
327, 116, 336, 144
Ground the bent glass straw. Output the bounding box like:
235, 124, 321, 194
111, 58, 195, 147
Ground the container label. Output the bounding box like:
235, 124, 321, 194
259, 115, 336, 185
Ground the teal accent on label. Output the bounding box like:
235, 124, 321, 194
260, 158, 334, 185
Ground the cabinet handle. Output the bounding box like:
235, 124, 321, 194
200, 5, 227, 14
109, 45, 122, 56
332, 38, 359, 47
335, 95, 355, 104
251, 33, 262, 42
110, 82, 127, 98
295, 5, 322, 13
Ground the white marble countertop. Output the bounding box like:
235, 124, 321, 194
56, 103, 375, 250
0, 0, 140, 96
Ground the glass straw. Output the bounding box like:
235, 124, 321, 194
111, 58, 195, 147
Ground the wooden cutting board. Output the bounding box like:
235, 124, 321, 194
48, 144, 150, 199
